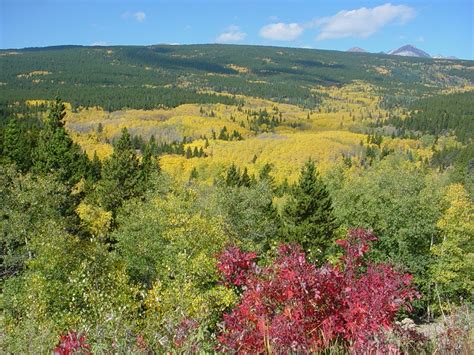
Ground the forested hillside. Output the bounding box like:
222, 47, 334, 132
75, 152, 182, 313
1, 45, 473, 353
1, 44, 473, 110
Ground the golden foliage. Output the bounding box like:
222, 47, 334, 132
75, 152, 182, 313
76, 202, 113, 238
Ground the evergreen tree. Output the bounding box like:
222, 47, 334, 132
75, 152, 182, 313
225, 163, 241, 187
240, 167, 251, 187
189, 167, 199, 181
3, 117, 32, 172
87, 151, 102, 182
148, 135, 158, 156
281, 159, 338, 258
259, 163, 275, 190
185, 147, 192, 159
219, 126, 229, 140
96, 128, 143, 214
141, 143, 160, 181
33, 97, 87, 186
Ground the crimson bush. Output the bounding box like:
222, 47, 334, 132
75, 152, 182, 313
217, 228, 421, 353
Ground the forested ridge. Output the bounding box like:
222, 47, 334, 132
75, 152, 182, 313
0, 44, 473, 353
1, 44, 473, 110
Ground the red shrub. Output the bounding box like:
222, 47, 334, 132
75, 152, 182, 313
54, 331, 90, 355
217, 245, 257, 287
217, 228, 420, 353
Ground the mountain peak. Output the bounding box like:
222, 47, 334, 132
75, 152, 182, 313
347, 47, 366, 53
388, 44, 431, 58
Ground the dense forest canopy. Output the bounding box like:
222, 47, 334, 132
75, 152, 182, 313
1, 44, 473, 110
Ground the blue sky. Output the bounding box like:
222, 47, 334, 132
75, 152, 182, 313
1, 0, 473, 59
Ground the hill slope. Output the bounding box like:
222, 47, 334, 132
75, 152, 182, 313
1, 44, 473, 111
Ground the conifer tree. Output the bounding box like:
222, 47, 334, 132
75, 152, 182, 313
189, 167, 199, 181
240, 167, 251, 187
96, 128, 143, 214
141, 143, 160, 181
259, 163, 275, 190
185, 147, 192, 159
33, 97, 87, 185
87, 151, 102, 182
281, 159, 338, 258
225, 163, 241, 187
3, 117, 32, 172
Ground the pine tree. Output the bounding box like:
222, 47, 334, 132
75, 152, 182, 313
225, 163, 241, 187
189, 167, 199, 181
281, 159, 338, 258
185, 147, 192, 159
88, 151, 102, 182
219, 126, 229, 140
33, 97, 87, 185
148, 135, 158, 156
3, 117, 32, 171
96, 128, 143, 214
259, 163, 275, 191
240, 167, 251, 187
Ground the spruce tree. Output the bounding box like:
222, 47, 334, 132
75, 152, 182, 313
87, 151, 102, 182
33, 97, 87, 185
189, 167, 198, 181
225, 163, 241, 187
281, 159, 338, 258
3, 117, 32, 172
185, 147, 192, 159
97, 128, 143, 214
240, 167, 251, 187
259, 163, 275, 190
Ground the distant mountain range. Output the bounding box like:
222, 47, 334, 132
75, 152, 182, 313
347, 47, 367, 53
346, 44, 457, 60
388, 45, 431, 58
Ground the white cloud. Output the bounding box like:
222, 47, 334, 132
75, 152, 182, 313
259, 22, 304, 41
121, 11, 146, 22
216, 25, 246, 43
314, 3, 415, 40
91, 41, 107, 46
133, 11, 146, 22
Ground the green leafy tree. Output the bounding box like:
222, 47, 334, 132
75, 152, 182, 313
330, 155, 444, 315
281, 159, 338, 258
431, 184, 474, 309
0, 166, 68, 280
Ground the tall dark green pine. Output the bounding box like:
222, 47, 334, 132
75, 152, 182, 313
97, 128, 143, 214
141, 143, 160, 182
225, 163, 241, 187
87, 151, 102, 182
259, 163, 275, 190
33, 97, 87, 185
3, 117, 32, 172
240, 167, 251, 187
281, 159, 338, 258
